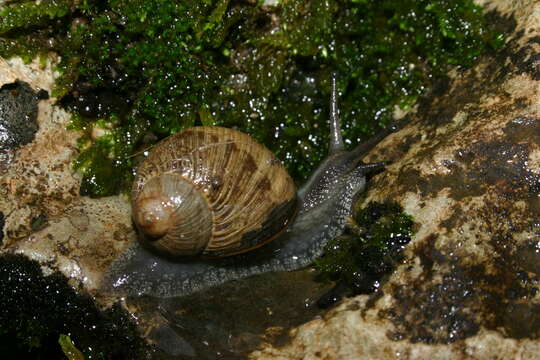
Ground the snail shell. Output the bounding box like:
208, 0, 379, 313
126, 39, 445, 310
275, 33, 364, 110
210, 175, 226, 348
132, 127, 297, 258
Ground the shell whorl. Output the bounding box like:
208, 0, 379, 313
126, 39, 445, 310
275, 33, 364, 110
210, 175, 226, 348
131, 126, 297, 258
132, 173, 213, 256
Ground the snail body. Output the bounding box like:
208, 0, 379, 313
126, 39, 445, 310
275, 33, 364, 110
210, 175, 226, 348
103, 75, 387, 298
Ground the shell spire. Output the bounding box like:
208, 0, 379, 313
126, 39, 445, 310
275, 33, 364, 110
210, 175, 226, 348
132, 173, 214, 257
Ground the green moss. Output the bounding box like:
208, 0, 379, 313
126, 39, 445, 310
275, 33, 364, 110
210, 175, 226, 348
0, 0, 71, 34
58, 334, 84, 360
315, 201, 414, 293
72, 132, 125, 197
0, 0, 503, 196
0, 253, 152, 358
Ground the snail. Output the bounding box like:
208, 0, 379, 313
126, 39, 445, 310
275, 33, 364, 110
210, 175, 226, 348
103, 74, 388, 298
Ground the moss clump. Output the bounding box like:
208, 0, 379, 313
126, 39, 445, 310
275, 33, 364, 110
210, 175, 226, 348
58, 334, 85, 360
72, 130, 125, 197
0, 253, 152, 358
315, 201, 414, 294
0, 0, 503, 196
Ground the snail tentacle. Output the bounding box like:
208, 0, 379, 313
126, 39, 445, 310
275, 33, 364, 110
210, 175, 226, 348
329, 71, 345, 154
355, 161, 387, 173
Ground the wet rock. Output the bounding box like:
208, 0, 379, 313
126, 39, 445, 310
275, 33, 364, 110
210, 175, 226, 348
0, 253, 153, 358
0, 58, 82, 248
126, 270, 330, 358
0, 211, 4, 244
252, 0, 540, 359
0, 81, 39, 168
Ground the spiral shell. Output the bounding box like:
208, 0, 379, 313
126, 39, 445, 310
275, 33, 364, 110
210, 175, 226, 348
132, 126, 297, 258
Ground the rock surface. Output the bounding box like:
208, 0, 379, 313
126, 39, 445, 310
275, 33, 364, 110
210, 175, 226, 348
251, 0, 540, 359
0, 57, 134, 293
0, 81, 40, 168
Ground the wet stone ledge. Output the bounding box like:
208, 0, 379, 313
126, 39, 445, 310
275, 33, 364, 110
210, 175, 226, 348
0, 81, 41, 170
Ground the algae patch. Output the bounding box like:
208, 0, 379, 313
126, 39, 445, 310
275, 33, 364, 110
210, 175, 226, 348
0, 253, 152, 358
315, 201, 414, 304
0, 81, 40, 168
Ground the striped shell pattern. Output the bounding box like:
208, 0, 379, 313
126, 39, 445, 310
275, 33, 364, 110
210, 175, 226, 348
131, 127, 297, 258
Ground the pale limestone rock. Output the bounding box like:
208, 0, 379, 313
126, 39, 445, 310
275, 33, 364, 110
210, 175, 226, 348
0, 57, 57, 92
251, 0, 540, 358
0, 57, 135, 295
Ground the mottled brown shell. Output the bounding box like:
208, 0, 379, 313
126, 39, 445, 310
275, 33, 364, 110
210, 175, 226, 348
131, 126, 297, 258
